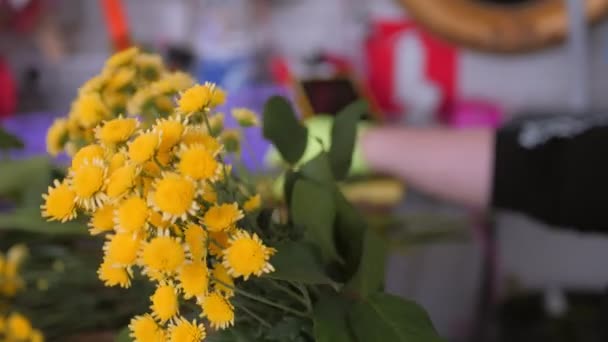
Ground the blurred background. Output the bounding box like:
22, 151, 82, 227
3, 0, 608, 341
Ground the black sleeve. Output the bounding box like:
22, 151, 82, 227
492, 115, 608, 233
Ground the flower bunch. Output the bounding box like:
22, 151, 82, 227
0, 245, 44, 342
42, 49, 274, 341
46, 46, 196, 157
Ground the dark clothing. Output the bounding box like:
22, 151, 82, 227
493, 114, 608, 233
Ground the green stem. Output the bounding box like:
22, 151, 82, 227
293, 282, 313, 313
201, 112, 230, 183
212, 277, 309, 318
237, 303, 272, 329
267, 279, 310, 310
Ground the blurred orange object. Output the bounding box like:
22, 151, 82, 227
100, 0, 131, 51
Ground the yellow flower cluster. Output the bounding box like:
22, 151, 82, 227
46, 47, 196, 157
0, 313, 44, 342
0, 245, 44, 342
42, 49, 271, 342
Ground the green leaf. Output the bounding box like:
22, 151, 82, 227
345, 229, 387, 298
291, 179, 341, 263
115, 327, 132, 342
0, 157, 53, 195
207, 329, 253, 342
0, 127, 24, 151
263, 96, 308, 164
349, 293, 443, 342
298, 152, 333, 184
265, 317, 306, 341
266, 241, 333, 285
0, 209, 87, 235
313, 294, 355, 342
329, 100, 367, 180
334, 190, 366, 276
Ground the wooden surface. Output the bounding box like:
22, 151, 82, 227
398, 0, 608, 53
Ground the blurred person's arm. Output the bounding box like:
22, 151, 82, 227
361, 127, 493, 209
362, 115, 608, 232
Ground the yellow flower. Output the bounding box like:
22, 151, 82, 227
168, 317, 206, 342
156, 149, 172, 166
127, 87, 153, 116
212, 264, 234, 297
149, 173, 198, 222
159, 71, 195, 93
103, 89, 128, 110
6, 245, 27, 275
41, 179, 77, 222
79, 73, 108, 95
95, 117, 138, 146
231, 108, 259, 127
71, 144, 105, 171
178, 144, 219, 181
107, 67, 136, 91
31, 329, 44, 342
181, 127, 222, 154
114, 195, 149, 235
155, 117, 185, 151
7, 313, 32, 340
206, 113, 224, 136
202, 203, 243, 232
106, 46, 139, 69
103, 233, 142, 267
72, 93, 110, 128
154, 96, 174, 114
243, 194, 262, 212
105, 164, 139, 200
184, 223, 206, 261
46, 118, 68, 156
141, 235, 185, 276
220, 129, 240, 153
151, 283, 179, 322
69, 158, 107, 210
178, 261, 209, 299
136, 53, 164, 76
208, 231, 229, 257
199, 292, 234, 330
128, 131, 160, 164
178, 84, 210, 113
129, 314, 166, 342
207, 82, 227, 108
201, 182, 217, 203
108, 152, 127, 175
223, 230, 275, 280
98, 259, 131, 288
149, 210, 170, 229
88, 204, 116, 235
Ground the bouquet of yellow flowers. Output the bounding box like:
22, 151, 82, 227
41, 47, 443, 342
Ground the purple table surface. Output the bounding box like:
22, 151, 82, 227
1, 85, 291, 172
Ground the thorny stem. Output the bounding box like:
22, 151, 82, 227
212, 277, 309, 318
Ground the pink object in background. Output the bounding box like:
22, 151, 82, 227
447, 100, 503, 129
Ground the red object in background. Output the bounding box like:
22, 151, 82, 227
0, 0, 44, 33
365, 20, 458, 121
100, 0, 131, 51
0, 57, 16, 119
